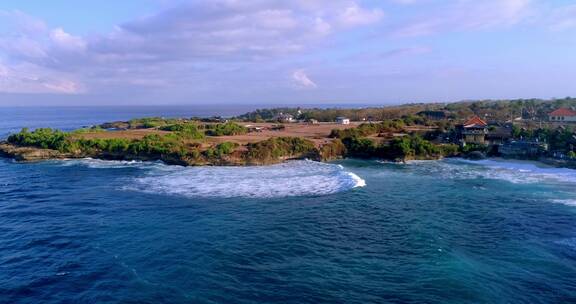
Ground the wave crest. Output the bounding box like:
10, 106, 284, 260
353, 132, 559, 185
125, 160, 366, 198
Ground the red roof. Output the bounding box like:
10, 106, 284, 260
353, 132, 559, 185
550, 108, 576, 117
463, 116, 487, 128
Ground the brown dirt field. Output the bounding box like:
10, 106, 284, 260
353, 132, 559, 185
207, 122, 360, 146
72, 129, 170, 140
75, 122, 360, 146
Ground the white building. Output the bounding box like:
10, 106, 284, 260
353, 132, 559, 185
336, 117, 350, 125
275, 113, 295, 123
549, 108, 576, 122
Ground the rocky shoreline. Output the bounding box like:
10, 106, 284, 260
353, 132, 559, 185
0, 142, 327, 166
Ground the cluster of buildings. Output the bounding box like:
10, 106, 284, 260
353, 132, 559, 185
455, 107, 576, 158
273, 112, 351, 125
455, 115, 549, 158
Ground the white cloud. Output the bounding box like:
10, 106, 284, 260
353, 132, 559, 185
50, 28, 86, 51
0, 61, 82, 94
1, 0, 573, 101
337, 3, 384, 27
0, 1, 384, 95
292, 70, 317, 89
393, 0, 534, 37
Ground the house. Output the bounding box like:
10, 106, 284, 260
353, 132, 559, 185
336, 117, 350, 125
274, 113, 295, 123
308, 119, 319, 125
457, 116, 488, 145
486, 125, 513, 145
499, 140, 548, 158
549, 108, 576, 122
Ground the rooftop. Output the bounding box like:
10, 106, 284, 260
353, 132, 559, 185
550, 108, 576, 117
463, 116, 488, 128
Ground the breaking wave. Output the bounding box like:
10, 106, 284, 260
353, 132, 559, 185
453, 159, 576, 184
390, 158, 576, 185
123, 160, 366, 198
550, 199, 576, 207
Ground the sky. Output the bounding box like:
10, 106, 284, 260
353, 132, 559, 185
0, 0, 576, 106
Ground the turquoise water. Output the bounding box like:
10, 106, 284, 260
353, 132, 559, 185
1, 108, 576, 303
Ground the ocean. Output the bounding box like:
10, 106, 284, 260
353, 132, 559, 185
1, 107, 576, 303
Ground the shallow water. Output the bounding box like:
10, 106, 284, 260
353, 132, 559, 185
1, 108, 576, 303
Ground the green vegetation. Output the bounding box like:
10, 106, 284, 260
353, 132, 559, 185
330, 121, 405, 138
5, 127, 321, 165
159, 123, 205, 139
205, 122, 248, 136
204, 142, 238, 158
236, 108, 299, 122
237, 97, 576, 124
8, 128, 68, 150
246, 137, 317, 162
127, 117, 180, 129
382, 135, 458, 161
341, 137, 378, 158
7, 128, 201, 163
319, 139, 347, 161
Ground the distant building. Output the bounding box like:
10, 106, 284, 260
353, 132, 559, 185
499, 140, 548, 158
336, 117, 351, 125
308, 119, 319, 125
457, 116, 488, 145
549, 108, 576, 122
275, 113, 295, 123
486, 125, 513, 145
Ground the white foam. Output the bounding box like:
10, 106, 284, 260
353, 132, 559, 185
55, 158, 167, 170
406, 158, 576, 185
557, 238, 576, 251
124, 160, 366, 198
550, 199, 576, 207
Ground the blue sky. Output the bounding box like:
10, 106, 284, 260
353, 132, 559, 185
1, 0, 575, 106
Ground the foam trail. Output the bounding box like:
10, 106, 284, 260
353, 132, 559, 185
550, 199, 576, 207
53, 158, 171, 170
125, 160, 366, 198
379, 158, 576, 186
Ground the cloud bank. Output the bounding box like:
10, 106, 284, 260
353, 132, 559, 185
0, 0, 574, 104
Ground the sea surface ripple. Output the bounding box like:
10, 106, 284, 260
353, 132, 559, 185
1, 107, 576, 303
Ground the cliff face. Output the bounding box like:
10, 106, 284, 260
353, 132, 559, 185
0, 142, 323, 166
0, 143, 74, 162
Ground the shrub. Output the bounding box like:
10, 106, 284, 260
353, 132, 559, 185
246, 137, 316, 161
8, 128, 68, 150
320, 139, 347, 160
204, 142, 239, 158
160, 123, 205, 139
330, 120, 405, 139
382, 135, 447, 160
205, 122, 248, 136
341, 137, 377, 158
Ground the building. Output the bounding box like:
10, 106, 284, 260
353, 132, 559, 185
499, 140, 548, 158
336, 117, 350, 125
274, 113, 295, 123
457, 116, 488, 145
549, 108, 576, 122
486, 125, 513, 145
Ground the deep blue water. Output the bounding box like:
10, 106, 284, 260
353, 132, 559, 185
1, 107, 576, 303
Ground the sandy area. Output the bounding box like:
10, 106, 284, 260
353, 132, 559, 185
75, 122, 361, 146
74, 122, 436, 147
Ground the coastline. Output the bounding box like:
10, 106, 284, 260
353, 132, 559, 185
0, 141, 329, 166
4, 138, 576, 172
